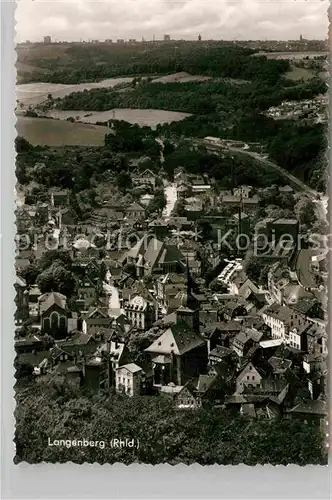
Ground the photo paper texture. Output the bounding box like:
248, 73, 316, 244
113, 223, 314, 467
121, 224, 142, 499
13, 0, 329, 465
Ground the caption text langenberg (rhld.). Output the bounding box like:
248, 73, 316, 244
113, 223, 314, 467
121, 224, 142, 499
47, 437, 139, 449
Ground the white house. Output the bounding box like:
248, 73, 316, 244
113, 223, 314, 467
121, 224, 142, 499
261, 303, 305, 344
115, 363, 143, 396
124, 295, 156, 330
236, 363, 262, 394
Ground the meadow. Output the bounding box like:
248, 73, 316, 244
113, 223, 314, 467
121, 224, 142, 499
16, 116, 110, 146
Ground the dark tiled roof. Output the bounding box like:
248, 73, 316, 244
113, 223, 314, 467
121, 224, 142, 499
287, 400, 326, 416
209, 346, 233, 359
268, 356, 292, 373
39, 292, 67, 315
146, 320, 205, 356
16, 350, 51, 366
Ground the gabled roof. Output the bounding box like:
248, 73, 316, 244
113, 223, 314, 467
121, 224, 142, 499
116, 363, 142, 374
61, 332, 96, 346
209, 346, 233, 359
196, 374, 216, 394
145, 321, 205, 356
268, 356, 292, 374
144, 238, 164, 267
86, 307, 109, 319
140, 169, 156, 178
262, 303, 305, 324
225, 394, 266, 405
175, 381, 198, 399
126, 202, 145, 212
158, 245, 184, 264
39, 292, 67, 315
159, 383, 183, 394
16, 350, 50, 367
286, 399, 326, 416
236, 362, 261, 383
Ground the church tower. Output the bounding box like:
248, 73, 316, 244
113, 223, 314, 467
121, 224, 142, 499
176, 259, 200, 330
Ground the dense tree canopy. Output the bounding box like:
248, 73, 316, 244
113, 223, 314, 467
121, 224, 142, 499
15, 382, 326, 465
25, 44, 290, 85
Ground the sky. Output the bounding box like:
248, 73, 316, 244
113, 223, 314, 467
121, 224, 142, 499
16, 0, 329, 42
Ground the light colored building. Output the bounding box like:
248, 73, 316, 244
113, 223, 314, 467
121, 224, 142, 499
234, 185, 252, 198
115, 363, 143, 396
236, 362, 262, 394
124, 295, 156, 330
261, 303, 306, 345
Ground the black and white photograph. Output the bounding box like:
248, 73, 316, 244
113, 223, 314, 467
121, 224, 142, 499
13, 0, 329, 466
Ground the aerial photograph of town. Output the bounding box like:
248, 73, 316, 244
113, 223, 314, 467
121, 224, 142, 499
13, 0, 328, 466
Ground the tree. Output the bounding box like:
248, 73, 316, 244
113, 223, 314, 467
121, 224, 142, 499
20, 263, 40, 286
14, 381, 326, 465
36, 262, 76, 297
116, 171, 132, 192
38, 250, 73, 272
15, 136, 33, 153
209, 279, 228, 293
171, 198, 186, 217
197, 219, 212, 240
295, 198, 316, 228
245, 256, 268, 285
68, 192, 82, 220
146, 189, 166, 215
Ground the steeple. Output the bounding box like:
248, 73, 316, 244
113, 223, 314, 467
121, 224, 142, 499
176, 258, 200, 330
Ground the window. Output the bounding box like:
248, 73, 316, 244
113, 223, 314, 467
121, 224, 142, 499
252, 376, 255, 380
247, 376, 250, 380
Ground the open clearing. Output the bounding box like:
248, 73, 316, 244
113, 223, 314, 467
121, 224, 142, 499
16, 116, 110, 146
284, 66, 317, 81
16, 77, 135, 107
46, 108, 192, 127
151, 72, 211, 83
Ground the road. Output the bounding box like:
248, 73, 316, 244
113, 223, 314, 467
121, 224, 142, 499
193, 138, 327, 222
295, 249, 318, 289
103, 283, 122, 312
163, 184, 177, 220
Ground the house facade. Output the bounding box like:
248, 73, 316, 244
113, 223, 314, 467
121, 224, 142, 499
236, 363, 262, 394
261, 303, 306, 345
39, 292, 68, 339
115, 363, 143, 396
124, 295, 156, 330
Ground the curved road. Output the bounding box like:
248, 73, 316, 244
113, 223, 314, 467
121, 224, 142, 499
193, 138, 327, 222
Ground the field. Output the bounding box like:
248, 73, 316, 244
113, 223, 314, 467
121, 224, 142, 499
46, 108, 192, 127
16, 77, 134, 108
284, 65, 317, 81
16, 116, 110, 146
151, 72, 211, 84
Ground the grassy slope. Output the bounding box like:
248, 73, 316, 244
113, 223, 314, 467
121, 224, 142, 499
16, 116, 110, 146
